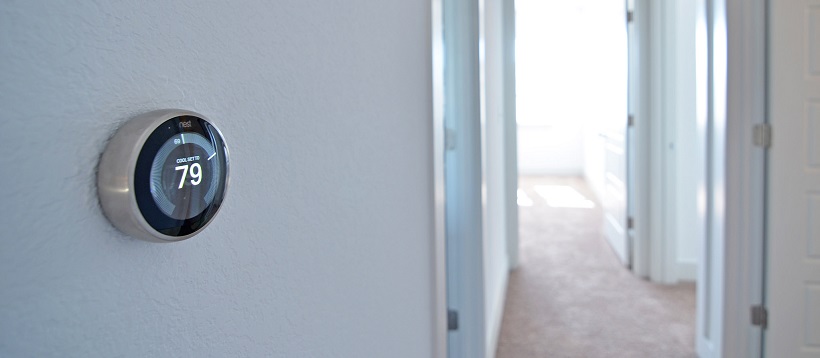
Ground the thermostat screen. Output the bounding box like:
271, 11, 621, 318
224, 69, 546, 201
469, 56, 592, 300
133, 116, 228, 237
150, 133, 219, 220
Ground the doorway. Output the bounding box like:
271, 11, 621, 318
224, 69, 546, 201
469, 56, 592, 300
432, 0, 717, 356
499, 0, 700, 356
514, 0, 631, 266
432, 0, 775, 356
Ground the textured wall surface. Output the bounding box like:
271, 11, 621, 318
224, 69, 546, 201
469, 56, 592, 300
0, 1, 435, 356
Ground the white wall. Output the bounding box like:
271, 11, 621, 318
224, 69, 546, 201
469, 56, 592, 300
514, 0, 626, 192
515, 0, 590, 177
519, 125, 585, 175
0, 1, 436, 357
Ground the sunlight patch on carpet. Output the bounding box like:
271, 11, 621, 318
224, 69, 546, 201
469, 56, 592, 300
517, 189, 534, 207
534, 185, 595, 209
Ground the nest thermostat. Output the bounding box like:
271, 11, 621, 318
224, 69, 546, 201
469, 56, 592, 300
98, 109, 229, 242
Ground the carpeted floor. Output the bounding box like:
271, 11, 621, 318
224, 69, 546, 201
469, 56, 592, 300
496, 176, 696, 358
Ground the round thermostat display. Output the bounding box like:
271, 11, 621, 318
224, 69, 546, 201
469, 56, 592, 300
149, 132, 220, 220
98, 109, 229, 242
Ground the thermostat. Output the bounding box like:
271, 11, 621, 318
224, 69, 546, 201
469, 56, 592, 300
98, 109, 229, 242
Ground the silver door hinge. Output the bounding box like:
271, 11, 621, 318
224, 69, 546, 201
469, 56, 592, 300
627, 10, 634, 23
627, 216, 635, 229
751, 305, 768, 328
448, 309, 459, 331
753, 123, 771, 148
628, 115, 635, 127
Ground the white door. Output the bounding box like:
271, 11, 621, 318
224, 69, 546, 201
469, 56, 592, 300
602, 128, 628, 266
767, 0, 820, 356
601, 3, 631, 266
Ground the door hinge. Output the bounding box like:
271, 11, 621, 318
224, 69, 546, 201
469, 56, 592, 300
448, 309, 459, 331
627, 10, 634, 23
753, 123, 771, 149
628, 115, 635, 127
751, 305, 768, 329
627, 216, 635, 229
445, 128, 456, 151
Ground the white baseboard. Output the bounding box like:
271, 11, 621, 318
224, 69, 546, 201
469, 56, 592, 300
677, 259, 698, 282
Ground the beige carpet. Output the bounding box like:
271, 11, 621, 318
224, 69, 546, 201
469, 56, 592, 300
496, 176, 696, 358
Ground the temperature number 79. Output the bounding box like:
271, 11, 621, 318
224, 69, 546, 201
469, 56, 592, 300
175, 163, 202, 189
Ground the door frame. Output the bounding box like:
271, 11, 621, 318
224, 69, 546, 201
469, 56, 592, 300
627, 0, 684, 284
430, 0, 767, 356
725, 0, 766, 355
503, 0, 519, 272
697, 0, 727, 354
626, 0, 653, 279
696, 0, 766, 356
431, 0, 448, 356
647, 0, 678, 283
629, 0, 673, 284
724, 0, 767, 355
437, 0, 487, 356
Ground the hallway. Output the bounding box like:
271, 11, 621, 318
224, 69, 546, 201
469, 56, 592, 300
496, 176, 696, 358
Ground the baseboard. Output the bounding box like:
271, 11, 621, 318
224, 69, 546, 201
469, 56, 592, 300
486, 271, 509, 358
677, 259, 698, 282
